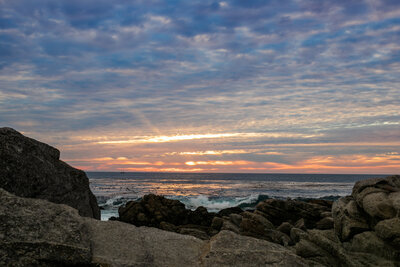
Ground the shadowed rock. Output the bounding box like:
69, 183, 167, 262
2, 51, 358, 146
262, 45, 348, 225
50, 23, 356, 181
0, 127, 100, 219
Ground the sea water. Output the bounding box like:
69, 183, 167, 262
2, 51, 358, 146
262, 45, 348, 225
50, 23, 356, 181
87, 172, 386, 221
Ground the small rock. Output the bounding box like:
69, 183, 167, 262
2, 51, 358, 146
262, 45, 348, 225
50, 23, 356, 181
316, 217, 334, 230
211, 217, 223, 231
277, 222, 293, 235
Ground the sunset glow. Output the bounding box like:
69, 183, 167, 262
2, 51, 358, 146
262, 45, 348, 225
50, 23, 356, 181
1, 0, 400, 174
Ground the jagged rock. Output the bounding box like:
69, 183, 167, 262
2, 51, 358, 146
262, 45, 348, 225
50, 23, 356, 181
211, 216, 224, 231
188, 206, 215, 226
345, 231, 400, 262
0, 127, 100, 219
229, 213, 242, 227
277, 222, 293, 235
375, 218, 400, 248
290, 227, 308, 243
0, 189, 92, 266
294, 218, 307, 230
119, 194, 189, 227
202, 230, 308, 267
352, 175, 400, 221
239, 211, 291, 246
256, 198, 330, 229
332, 196, 369, 241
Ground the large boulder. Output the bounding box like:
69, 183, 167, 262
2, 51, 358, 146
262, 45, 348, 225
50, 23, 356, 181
332, 196, 369, 241
119, 194, 190, 227
202, 230, 308, 267
0, 189, 92, 266
0, 127, 100, 219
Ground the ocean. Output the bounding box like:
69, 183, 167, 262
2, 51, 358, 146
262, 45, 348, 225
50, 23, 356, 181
88, 172, 387, 221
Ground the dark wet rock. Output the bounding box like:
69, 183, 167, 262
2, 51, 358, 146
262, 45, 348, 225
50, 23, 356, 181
211, 216, 224, 231
316, 216, 334, 230
119, 194, 188, 227
217, 206, 243, 217
229, 213, 242, 227
277, 222, 293, 236
256, 198, 331, 229
290, 227, 308, 243
188, 206, 215, 226
0, 127, 100, 219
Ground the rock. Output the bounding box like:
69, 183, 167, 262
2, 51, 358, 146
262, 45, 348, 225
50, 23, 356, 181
221, 219, 240, 234
229, 213, 242, 227
188, 206, 215, 226
87, 219, 205, 266
0, 127, 100, 219
277, 222, 293, 235
119, 194, 189, 227
316, 217, 334, 230
375, 218, 400, 247
294, 218, 307, 230
346, 231, 400, 262
290, 227, 308, 243
256, 198, 330, 229
240, 211, 291, 246
217, 206, 243, 217
332, 196, 369, 241
0, 189, 92, 266
360, 190, 395, 220
159, 221, 178, 232
352, 175, 400, 221
211, 216, 224, 231
179, 228, 210, 240
202, 230, 308, 267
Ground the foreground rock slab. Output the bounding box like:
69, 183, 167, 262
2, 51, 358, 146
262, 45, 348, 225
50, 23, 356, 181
0, 189, 92, 266
0, 127, 100, 219
0, 189, 308, 266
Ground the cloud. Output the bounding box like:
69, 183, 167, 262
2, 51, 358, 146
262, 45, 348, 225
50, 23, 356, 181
1, 0, 400, 173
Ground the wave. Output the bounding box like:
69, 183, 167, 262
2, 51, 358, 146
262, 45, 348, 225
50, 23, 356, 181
97, 193, 342, 218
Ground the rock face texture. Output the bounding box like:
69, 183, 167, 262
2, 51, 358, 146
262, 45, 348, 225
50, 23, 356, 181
0, 189, 92, 266
118, 193, 333, 243
0, 189, 308, 266
294, 175, 400, 266
0, 127, 100, 219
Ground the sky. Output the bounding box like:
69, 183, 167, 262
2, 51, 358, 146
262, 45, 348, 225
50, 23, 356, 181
1, 0, 400, 174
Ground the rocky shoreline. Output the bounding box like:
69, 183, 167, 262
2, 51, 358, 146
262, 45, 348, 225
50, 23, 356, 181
1, 128, 400, 266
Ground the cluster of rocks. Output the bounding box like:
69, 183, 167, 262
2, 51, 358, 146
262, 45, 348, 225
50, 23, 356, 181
118, 194, 334, 244
117, 175, 400, 266
0, 189, 309, 266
